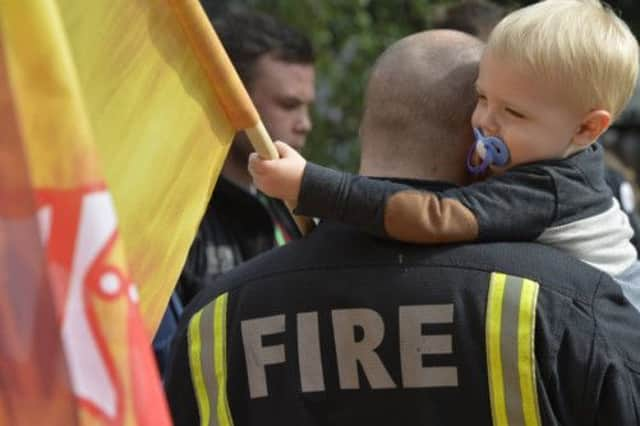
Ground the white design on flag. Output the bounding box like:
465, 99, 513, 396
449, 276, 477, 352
100, 272, 121, 295
129, 285, 140, 304
60, 191, 117, 419
37, 205, 52, 245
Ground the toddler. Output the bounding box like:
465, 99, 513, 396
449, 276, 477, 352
249, 0, 640, 288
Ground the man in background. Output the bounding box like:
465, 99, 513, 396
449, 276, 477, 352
180, 8, 316, 302
432, 0, 506, 41
153, 9, 315, 373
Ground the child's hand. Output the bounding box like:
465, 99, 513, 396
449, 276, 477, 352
248, 141, 306, 204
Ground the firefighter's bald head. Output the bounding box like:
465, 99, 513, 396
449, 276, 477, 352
359, 30, 483, 184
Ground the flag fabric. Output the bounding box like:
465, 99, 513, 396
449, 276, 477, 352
1, 0, 277, 421
56, 0, 238, 333
0, 0, 232, 423
0, 31, 78, 425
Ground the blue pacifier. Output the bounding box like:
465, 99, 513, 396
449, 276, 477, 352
466, 128, 510, 175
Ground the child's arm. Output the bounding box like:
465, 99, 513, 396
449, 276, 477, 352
252, 152, 480, 242
249, 142, 557, 243
249, 142, 406, 237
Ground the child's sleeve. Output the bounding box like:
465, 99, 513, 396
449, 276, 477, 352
295, 162, 557, 244
294, 162, 410, 238
438, 169, 557, 241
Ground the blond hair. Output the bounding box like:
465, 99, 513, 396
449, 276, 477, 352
487, 0, 639, 119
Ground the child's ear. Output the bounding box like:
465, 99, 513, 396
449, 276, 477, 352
573, 110, 611, 147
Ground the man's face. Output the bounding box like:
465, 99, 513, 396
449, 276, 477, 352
471, 50, 585, 170
250, 54, 315, 151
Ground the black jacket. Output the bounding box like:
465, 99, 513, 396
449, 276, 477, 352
154, 177, 300, 374
177, 176, 301, 303
166, 180, 640, 426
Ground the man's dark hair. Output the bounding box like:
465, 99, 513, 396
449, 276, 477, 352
209, 9, 314, 88
432, 0, 507, 40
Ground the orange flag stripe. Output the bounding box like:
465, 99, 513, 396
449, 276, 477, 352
0, 33, 79, 426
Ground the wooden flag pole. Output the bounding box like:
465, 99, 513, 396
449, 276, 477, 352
245, 121, 279, 159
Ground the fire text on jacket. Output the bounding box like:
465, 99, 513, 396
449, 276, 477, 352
241, 304, 458, 398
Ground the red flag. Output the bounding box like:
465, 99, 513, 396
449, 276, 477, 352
0, 1, 170, 424
0, 38, 78, 426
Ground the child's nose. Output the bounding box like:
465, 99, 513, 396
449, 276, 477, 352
479, 110, 499, 136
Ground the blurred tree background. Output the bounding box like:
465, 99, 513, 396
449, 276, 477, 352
202, 0, 640, 172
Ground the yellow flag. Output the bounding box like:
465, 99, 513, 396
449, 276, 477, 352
56, 0, 245, 332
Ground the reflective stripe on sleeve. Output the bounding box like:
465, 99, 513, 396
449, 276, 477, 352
188, 293, 233, 426
214, 293, 233, 426
486, 272, 541, 426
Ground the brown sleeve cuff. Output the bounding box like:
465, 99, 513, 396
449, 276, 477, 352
384, 190, 479, 243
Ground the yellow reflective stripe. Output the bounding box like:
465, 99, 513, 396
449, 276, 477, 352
187, 293, 233, 426
188, 310, 211, 426
214, 293, 233, 426
486, 272, 508, 426
502, 276, 526, 425
487, 273, 541, 426
518, 279, 541, 426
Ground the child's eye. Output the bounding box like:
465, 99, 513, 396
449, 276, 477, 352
506, 108, 525, 119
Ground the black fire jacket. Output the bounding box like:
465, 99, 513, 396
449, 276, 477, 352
166, 180, 640, 426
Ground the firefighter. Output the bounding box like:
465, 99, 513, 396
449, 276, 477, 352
165, 30, 640, 426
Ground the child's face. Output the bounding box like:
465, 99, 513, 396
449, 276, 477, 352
471, 50, 586, 170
